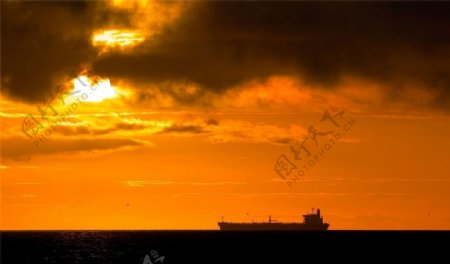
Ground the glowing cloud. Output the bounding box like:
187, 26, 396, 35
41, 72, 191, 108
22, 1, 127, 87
92, 29, 145, 50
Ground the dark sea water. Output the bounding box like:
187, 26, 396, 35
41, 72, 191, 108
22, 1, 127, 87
2, 231, 449, 263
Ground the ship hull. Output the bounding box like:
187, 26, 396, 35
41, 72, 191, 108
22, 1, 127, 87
218, 222, 329, 231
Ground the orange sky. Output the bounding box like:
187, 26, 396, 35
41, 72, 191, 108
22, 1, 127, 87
1, 0, 450, 230
2, 80, 449, 230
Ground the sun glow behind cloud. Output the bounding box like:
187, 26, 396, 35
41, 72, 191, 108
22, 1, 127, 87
72, 75, 130, 103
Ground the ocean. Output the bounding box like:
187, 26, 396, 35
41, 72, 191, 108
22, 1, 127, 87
1, 230, 449, 263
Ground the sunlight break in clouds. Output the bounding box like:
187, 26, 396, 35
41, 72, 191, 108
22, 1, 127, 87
92, 29, 145, 51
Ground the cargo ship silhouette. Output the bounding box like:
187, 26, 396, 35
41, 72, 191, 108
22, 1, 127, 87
218, 208, 329, 231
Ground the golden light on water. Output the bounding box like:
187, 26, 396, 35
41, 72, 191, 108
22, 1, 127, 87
92, 29, 145, 50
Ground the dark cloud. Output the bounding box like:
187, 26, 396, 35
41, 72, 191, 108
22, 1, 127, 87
1, 1, 93, 102
0, 0, 130, 102
31, 120, 207, 137
160, 124, 205, 134
1, 136, 145, 161
206, 118, 219, 126
2, 1, 450, 110
272, 138, 292, 145
51, 121, 147, 136
92, 1, 450, 110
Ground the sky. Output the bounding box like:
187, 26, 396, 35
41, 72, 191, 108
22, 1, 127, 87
1, 0, 450, 230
